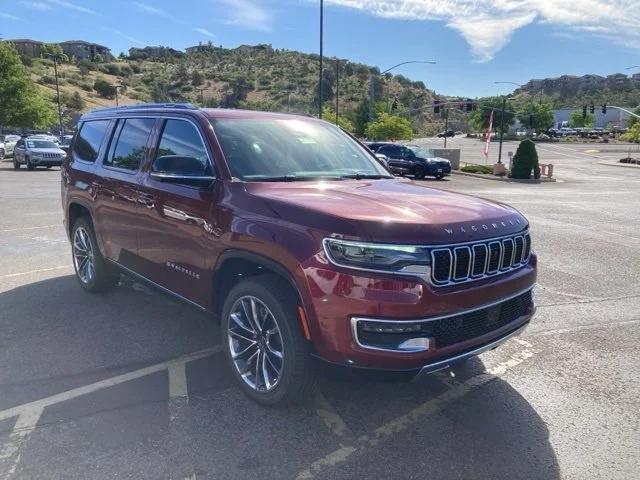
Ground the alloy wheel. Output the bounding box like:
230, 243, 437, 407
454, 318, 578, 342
73, 227, 95, 284
227, 296, 284, 392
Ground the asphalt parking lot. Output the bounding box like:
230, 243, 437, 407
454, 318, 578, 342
1, 140, 639, 480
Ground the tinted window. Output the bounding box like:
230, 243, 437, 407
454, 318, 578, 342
379, 145, 402, 157
74, 120, 110, 163
106, 118, 154, 171
153, 119, 210, 175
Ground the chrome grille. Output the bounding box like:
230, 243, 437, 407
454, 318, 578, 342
430, 232, 531, 286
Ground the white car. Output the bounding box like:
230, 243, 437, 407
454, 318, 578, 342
0, 140, 4, 160
2, 135, 21, 157
13, 137, 66, 170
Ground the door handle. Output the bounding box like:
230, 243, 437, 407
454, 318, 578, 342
137, 192, 155, 209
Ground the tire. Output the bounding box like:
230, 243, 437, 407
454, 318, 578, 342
435, 174, 444, 180
26, 157, 34, 170
0, 148, 4, 160
71, 216, 119, 293
414, 165, 426, 179
13, 158, 20, 169
221, 275, 316, 406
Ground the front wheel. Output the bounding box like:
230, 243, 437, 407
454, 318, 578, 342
71, 217, 119, 292
26, 157, 35, 170
414, 165, 426, 179
222, 275, 316, 406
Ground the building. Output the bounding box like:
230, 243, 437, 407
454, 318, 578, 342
553, 108, 631, 128
60, 40, 113, 61
128, 45, 184, 60
4, 39, 43, 57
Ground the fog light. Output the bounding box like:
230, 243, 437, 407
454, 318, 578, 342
398, 337, 430, 352
360, 321, 422, 334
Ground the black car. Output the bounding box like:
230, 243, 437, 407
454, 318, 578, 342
373, 143, 451, 179
437, 129, 455, 138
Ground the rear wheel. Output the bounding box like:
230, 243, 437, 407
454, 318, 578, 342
222, 275, 316, 406
414, 165, 426, 179
71, 217, 118, 292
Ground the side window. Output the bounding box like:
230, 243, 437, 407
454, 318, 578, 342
105, 118, 154, 171
15, 140, 24, 149
380, 145, 401, 157
73, 120, 110, 163
152, 119, 211, 176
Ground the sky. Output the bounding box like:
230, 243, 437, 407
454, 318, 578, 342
1, 0, 639, 97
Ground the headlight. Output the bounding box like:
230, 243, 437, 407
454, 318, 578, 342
323, 238, 430, 276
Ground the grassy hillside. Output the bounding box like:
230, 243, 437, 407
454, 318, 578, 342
24, 44, 446, 136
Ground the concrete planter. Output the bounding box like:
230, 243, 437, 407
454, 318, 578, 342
430, 149, 460, 170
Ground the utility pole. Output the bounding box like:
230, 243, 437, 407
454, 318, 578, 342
335, 58, 340, 124
444, 108, 449, 148
196, 88, 205, 105
318, 0, 324, 119
498, 96, 506, 164
48, 54, 64, 137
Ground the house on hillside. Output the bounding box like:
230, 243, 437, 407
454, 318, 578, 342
128, 45, 184, 60
60, 40, 113, 61
4, 39, 43, 57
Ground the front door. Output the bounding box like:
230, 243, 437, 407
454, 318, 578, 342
135, 117, 222, 308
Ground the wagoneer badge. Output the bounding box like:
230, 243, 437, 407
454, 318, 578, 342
444, 218, 522, 235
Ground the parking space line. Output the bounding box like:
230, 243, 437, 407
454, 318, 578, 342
0, 407, 43, 480
0, 225, 59, 233
168, 362, 189, 399
0, 347, 222, 423
296, 340, 540, 479
1, 266, 71, 279
313, 391, 357, 445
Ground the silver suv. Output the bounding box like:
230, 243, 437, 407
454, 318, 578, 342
13, 137, 67, 170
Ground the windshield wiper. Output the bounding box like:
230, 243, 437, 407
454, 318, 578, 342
340, 173, 392, 180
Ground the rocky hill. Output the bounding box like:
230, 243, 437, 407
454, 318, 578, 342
511, 73, 640, 109
20, 42, 445, 136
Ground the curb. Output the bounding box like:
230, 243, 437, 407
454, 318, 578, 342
452, 170, 558, 183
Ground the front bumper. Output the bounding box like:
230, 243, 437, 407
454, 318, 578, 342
31, 158, 63, 167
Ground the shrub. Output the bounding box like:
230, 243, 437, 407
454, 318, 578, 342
510, 139, 540, 179
93, 78, 116, 99
461, 164, 493, 174
365, 113, 413, 140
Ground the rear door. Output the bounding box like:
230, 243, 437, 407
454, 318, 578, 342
93, 117, 155, 269
379, 144, 411, 171
135, 116, 221, 308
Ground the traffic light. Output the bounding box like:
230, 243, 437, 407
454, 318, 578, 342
602, 104, 607, 114
433, 99, 440, 114
582, 105, 587, 118
589, 103, 595, 114
391, 97, 398, 111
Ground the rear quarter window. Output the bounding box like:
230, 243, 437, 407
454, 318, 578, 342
73, 120, 111, 163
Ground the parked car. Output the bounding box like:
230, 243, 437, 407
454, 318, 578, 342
0, 139, 4, 160
375, 143, 451, 179
13, 136, 67, 170
61, 103, 536, 405
2, 135, 21, 157
59, 134, 74, 156
437, 129, 455, 138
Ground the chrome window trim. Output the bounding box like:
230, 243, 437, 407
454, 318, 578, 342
351, 287, 534, 353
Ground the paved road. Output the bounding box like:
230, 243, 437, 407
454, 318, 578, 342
1, 143, 639, 479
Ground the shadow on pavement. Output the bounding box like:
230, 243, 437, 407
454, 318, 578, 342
0, 274, 559, 479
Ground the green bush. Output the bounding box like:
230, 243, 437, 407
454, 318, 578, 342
511, 139, 540, 179
93, 78, 116, 99
461, 164, 493, 174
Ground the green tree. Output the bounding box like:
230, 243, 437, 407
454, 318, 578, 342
511, 139, 540, 179
322, 104, 354, 132
191, 70, 204, 86
39, 43, 67, 62
62, 91, 85, 111
365, 113, 413, 140
469, 96, 515, 134
516, 101, 555, 134
353, 99, 371, 137
626, 106, 640, 128
621, 123, 640, 143
0, 42, 56, 128
569, 110, 595, 128
93, 78, 117, 99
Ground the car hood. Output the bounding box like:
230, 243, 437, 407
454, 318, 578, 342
245, 178, 527, 244
30, 148, 64, 154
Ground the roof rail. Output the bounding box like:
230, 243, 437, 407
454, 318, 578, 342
90, 103, 198, 114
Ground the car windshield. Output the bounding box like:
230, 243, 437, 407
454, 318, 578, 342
26, 140, 58, 149
212, 118, 391, 181
407, 145, 433, 158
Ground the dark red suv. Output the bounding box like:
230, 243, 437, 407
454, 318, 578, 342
61, 103, 536, 405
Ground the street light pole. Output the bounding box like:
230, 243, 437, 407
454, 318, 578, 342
498, 96, 506, 164
318, 0, 324, 119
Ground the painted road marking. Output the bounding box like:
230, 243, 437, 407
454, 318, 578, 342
0, 408, 43, 480
0, 347, 221, 423
0, 225, 60, 233
296, 339, 541, 479
0, 266, 72, 279
314, 391, 357, 445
